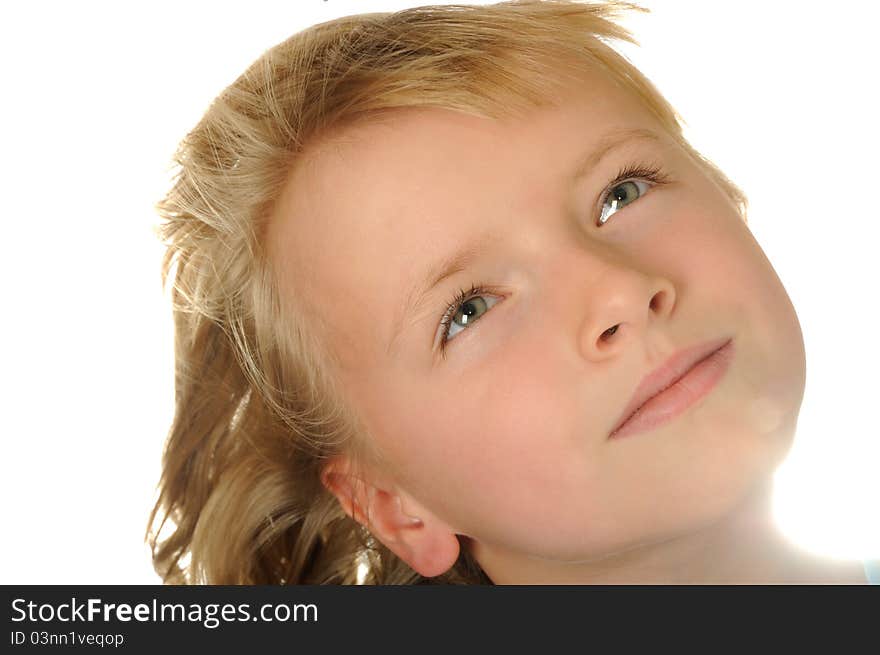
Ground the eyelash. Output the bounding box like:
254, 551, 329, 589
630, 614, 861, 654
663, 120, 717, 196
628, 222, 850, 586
436, 161, 672, 356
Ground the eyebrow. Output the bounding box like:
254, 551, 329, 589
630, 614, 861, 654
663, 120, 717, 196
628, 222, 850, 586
386, 127, 662, 356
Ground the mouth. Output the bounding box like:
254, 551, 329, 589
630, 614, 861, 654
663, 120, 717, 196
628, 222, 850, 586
609, 337, 734, 440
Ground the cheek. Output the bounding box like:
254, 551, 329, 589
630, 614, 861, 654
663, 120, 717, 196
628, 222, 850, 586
366, 342, 604, 538
685, 209, 805, 389
666, 200, 806, 450
661, 190, 803, 361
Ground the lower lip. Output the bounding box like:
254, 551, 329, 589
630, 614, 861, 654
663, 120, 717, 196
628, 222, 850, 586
609, 339, 734, 440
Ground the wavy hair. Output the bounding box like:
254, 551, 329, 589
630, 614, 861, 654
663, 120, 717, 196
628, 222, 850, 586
146, 0, 747, 584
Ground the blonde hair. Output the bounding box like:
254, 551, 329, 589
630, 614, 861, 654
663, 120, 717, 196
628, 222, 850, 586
147, 0, 747, 584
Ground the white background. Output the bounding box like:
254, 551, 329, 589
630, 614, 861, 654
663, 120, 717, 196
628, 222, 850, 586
1, 1, 877, 584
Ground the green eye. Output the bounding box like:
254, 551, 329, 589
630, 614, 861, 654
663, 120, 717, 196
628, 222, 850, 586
449, 295, 489, 337
598, 178, 651, 225
438, 284, 501, 353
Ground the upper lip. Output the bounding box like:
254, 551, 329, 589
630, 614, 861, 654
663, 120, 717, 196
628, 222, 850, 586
610, 336, 732, 436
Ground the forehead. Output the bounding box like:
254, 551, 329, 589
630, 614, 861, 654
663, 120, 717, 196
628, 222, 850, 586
268, 73, 656, 369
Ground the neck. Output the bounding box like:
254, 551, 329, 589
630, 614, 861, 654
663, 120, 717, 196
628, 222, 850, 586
474, 481, 867, 584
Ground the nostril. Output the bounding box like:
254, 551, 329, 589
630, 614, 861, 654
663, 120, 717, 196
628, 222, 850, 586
601, 324, 619, 340
650, 290, 666, 313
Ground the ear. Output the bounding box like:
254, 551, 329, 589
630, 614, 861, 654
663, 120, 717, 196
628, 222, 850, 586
320, 455, 461, 578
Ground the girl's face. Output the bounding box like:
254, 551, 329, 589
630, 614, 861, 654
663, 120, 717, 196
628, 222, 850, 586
269, 70, 806, 580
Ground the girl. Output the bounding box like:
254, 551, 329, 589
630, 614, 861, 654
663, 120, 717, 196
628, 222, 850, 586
147, 0, 876, 584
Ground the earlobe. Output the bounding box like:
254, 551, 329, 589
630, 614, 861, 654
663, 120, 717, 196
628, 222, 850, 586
397, 524, 462, 578
362, 488, 462, 578
320, 458, 461, 578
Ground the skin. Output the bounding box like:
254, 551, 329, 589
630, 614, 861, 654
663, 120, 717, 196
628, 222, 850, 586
268, 69, 868, 583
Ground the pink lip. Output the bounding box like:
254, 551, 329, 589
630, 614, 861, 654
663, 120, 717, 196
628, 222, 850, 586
609, 337, 734, 440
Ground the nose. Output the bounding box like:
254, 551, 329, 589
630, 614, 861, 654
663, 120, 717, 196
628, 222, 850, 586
578, 266, 676, 360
